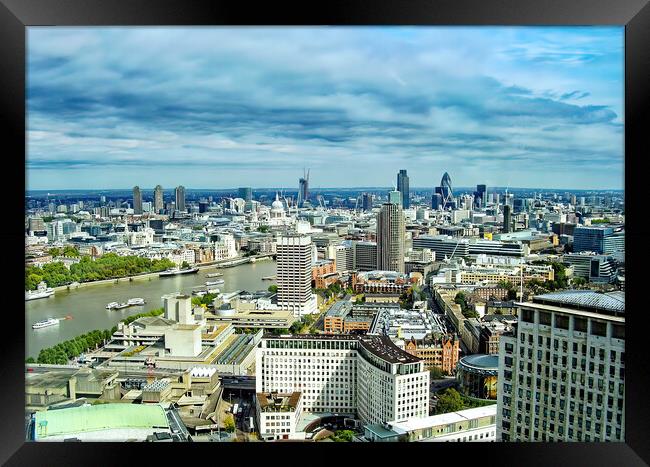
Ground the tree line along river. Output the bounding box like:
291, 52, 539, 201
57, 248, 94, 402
25, 260, 277, 359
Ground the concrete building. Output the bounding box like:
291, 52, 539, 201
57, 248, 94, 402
364, 405, 497, 442
353, 241, 378, 272
133, 186, 143, 215
497, 290, 625, 442
376, 203, 405, 273
175, 185, 186, 212
563, 252, 617, 283
30, 403, 174, 442
256, 392, 304, 441
256, 334, 429, 426
335, 242, 354, 272
153, 184, 164, 214
276, 235, 318, 316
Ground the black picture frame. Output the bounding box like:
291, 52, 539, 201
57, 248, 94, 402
2, 0, 648, 465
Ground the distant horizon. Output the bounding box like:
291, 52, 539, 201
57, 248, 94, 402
27, 27, 624, 190
26, 185, 625, 194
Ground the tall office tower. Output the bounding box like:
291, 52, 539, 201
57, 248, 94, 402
504, 193, 514, 209
132, 186, 143, 215
397, 169, 410, 209
388, 190, 402, 206
376, 203, 405, 273
503, 205, 512, 233
475, 184, 487, 208
362, 193, 374, 211
276, 234, 318, 316
439, 172, 454, 208
174, 186, 186, 212
297, 169, 310, 207
497, 291, 625, 442
238, 187, 253, 202
154, 185, 164, 214
431, 192, 443, 210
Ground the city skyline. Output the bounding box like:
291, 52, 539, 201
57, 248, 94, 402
27, 27, 623, 190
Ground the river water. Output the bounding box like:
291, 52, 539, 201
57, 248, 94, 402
25, 260, 277, 359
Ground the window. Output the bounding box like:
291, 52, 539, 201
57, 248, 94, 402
552, 314, 569, 330
591, 321, 607, 337
574, 317, 587, 332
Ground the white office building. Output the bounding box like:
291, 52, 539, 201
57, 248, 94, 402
276, 235, 318, 316
497, 291, 625, 442
256, 334, 429, 427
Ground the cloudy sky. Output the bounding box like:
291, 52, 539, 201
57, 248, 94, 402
27, 27, 624, 191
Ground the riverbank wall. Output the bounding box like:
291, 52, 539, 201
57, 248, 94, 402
51, 256, 274, 292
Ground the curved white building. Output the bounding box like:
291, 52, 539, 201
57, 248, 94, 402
256, 334, 429, 428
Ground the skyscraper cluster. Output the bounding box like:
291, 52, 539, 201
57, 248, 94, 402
132, 185, 186, 215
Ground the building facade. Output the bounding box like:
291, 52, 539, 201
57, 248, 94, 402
496, 291, 625, 442
276, 235, 318, 316
376, 203, 405, 273
154, 185, 164, 214
133, 186, 143, 215
255, 334, 429, 426
404, 336, 460, 375
175, 186, 186, 212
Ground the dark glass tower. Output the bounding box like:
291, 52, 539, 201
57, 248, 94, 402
503, 204, 512, 233
297, 169, 309, 207
397, 169, 410, 209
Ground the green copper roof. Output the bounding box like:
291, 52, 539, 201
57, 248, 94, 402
34, 403, 168, 439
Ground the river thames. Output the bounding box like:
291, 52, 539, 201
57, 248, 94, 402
25, 260, 277, 359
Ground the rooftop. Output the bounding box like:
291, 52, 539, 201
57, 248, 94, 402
33, 403, 169, 440
357, 334, 422, 364
533, 290, 624, 314
458, 354, 499, 372
325, 300, 353, 318
262, 333, 357, 341
256, 392, 302, 412
390, 405, 497, 432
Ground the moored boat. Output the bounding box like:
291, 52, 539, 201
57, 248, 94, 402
25, 281, 55, 301
159, 267, 199, 277
127, 298, 146, 306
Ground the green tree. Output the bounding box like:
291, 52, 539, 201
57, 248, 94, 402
257, 225, 270, 233
25, 357, 35, 364
224, 414, 236, 432
181, 261, 190, 269
572, 277, 587, 287
48, 247, 61, 257
429, 366, 445, 379
62, 245, 80, 257
333, 430, 355, 442
435, 388, 464, 414
268, 284, 278, 294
